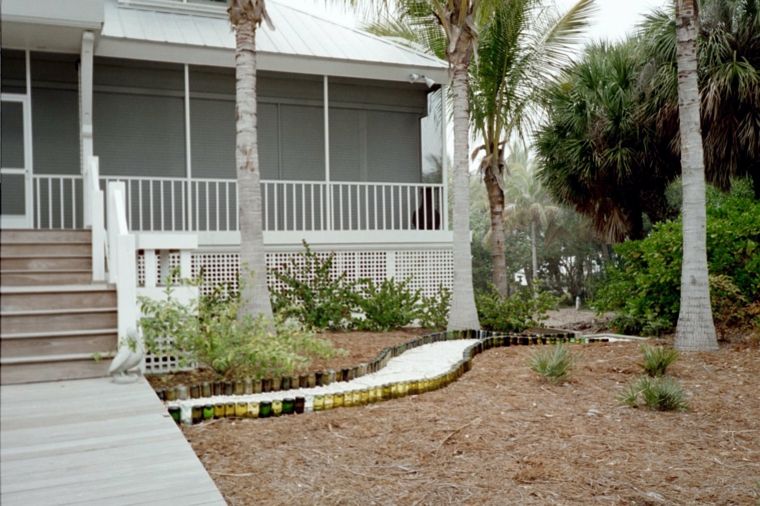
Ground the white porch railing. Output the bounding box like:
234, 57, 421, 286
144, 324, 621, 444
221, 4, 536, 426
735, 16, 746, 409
33, 174, 446, 234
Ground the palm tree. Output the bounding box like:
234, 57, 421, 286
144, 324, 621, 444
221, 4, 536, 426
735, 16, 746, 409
673, 0, 717, 351
228, 0, 274, 321
502, 144, 559, 287
469, 0, 595, 295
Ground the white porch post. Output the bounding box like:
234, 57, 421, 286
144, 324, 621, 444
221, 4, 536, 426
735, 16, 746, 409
80, 32, 95, 227
184, 64, 193, 231
323, 75, 332, 230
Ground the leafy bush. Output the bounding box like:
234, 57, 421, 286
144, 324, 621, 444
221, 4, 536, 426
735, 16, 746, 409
477, 289, 558, 332
418, 286, 451, 329
620, 376, 688, 412
271, 242, 359, 330
529, 344, 573, 383
356, 278, 422, 331
139, 285, 340, 379
594, 182, 760, 335
639, 345, 679, 377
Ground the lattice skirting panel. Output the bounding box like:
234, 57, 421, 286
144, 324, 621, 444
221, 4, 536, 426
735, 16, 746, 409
140, 247, 453, 374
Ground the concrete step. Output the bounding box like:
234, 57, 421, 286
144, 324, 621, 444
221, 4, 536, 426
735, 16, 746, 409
1, 308, 117, 334
0, 242, 91, 258
0, 229, 91, 243
0, 285, 116, 312
0, 328, 117, 359
0, 256, 91, 271
0, 353, 113, 384
0, 270, 93, 286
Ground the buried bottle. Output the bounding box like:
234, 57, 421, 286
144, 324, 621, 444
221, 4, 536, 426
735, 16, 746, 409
225, 402, 235, 417
247, 402, 259, 418
191, 406, 203, 424
214, 403, 225, 419
201, 382, 212, 398
235, 402, 248, 418
258, 401, 272, 418
282, 398, 295, 415
272, 399, 283, 416
294, 397, 305, 414
168, 406, 181, 424
203, 404, 214, 421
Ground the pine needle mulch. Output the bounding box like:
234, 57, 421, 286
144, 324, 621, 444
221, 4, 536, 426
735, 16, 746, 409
184, 341, 760, 505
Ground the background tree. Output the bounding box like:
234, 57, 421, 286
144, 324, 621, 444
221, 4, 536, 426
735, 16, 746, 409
228, 0, 274, 321
468, 0, 595, 295
673, 0, 718, 351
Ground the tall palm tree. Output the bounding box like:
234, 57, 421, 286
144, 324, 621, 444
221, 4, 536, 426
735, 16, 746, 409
228, 0, 274, 321
673, 0, 717, 351
469, 0, 595, 296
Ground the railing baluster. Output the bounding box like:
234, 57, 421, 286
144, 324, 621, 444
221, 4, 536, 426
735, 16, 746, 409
58, 178, 64, 229
415, 187, 419, 230
423, 185, 428, 231
348, 184, 353, 230
35, 178, 40, 228
170, 181, 175, 231
364, 184, 369, 230
205, 182, 210, 232
273, 181, 279, 231
195, 181, 200, 231
381, 185, 386, 230
264, 182, 269, 231
47, 179, 52, 229
138, 181, 144, 231
150, 180, 155, 231
215, 181, 220, 232
390, 185, 396, 230
225, 182, 230, 232
339, 184, 344, 231
310, 184, 314, 231
72, 179, 77, 229
301, 183, 305, 232
406, 186, 411, 230
319, 184, 324, 231
291, 183, 296, 231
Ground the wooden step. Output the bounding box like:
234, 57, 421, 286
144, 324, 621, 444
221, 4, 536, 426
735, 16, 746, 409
1, 308, 117, 334
0, 270, 93, 286
0, 328, 117, 359
0, 229, 91, 243
0, 285, 116, 312
0, 353, 113, 384
0, 242, 91, 258
0, 256, 91, 271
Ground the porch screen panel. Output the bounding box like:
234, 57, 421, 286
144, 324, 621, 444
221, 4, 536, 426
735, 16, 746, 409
32, 88, 79, 175
279, 104, 324, 230
1, 102, 24, 168
1, 49, 26, 93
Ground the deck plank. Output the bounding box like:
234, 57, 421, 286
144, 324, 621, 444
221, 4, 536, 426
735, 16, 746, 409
0, 377, 225, 505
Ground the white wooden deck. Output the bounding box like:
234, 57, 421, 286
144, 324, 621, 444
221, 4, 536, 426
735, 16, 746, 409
0, 377, 226, 506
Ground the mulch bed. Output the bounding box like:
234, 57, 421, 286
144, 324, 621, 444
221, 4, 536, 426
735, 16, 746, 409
184, 340, 760, 505
146, 329, 429, 390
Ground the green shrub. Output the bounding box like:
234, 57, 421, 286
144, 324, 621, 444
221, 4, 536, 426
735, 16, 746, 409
593, 182, 760, 335
639, 344, 679, 377
529, 344, 573, 383
418, 286, 451, 329
271, 241, 359, 330
139, 285, 340, 379
477, 289, 558, 332
620, 376, 688, 412
356, 278, 422, 331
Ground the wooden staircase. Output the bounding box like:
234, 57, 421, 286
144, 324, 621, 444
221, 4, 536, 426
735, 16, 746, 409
1, 229, 117, 384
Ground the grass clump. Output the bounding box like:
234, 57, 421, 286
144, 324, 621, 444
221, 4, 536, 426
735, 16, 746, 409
619, 376, 688, 412
640, 344, 679, 377
529, 344, 573, 383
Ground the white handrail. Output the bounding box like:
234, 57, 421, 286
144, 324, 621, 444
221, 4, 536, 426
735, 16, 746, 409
87, 157, 106, 281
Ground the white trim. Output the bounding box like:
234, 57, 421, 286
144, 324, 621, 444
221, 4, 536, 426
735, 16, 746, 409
184, 63, 193, 230
80, 32, 95, 226
441, 84, 449, 231
196, 230, 454, 247
0, 93, 33, 229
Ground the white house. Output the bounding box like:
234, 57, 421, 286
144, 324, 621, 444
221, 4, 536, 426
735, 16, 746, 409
0, 0, 453, 382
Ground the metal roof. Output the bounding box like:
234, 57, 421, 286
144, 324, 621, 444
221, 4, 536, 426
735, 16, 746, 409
97, 0, 449, 83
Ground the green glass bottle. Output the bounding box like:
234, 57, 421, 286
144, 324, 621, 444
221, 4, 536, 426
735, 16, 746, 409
258, 401, 272, 418
168, 406, 181, 424
272, 399, 283, 416
281, 376, 291, 391
282, 398, 295, 415
203, 404, 214, 421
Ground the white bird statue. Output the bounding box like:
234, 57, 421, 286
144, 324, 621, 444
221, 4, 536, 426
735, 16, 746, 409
109, 334, 145, 383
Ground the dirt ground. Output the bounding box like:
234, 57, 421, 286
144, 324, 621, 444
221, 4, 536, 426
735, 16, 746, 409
184, 341, 760, 505
147, 329, 427, 390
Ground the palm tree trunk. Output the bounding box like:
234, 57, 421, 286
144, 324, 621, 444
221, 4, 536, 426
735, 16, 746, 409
484, 164, 507, 296
530, 220, 538, 286
448, 62, 480, 330
674, 0, 717, 351
235, 19, 273, 321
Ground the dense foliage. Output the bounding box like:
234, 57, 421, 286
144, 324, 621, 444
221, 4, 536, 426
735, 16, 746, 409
594, 182, 760, 335
529, 344, 573, 383
537, 0, 760, 241
139, 286, 339, 379
356, 278, 423, 331
476, 289, 558, 332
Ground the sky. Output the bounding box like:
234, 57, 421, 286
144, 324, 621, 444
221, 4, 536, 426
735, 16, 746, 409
289, 0, 670, 44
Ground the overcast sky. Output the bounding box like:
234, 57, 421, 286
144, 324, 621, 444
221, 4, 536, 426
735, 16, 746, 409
290, 0, 670, 44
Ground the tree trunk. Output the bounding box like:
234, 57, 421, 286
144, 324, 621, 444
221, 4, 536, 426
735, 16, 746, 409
530, 220, 538, 287
234, 19, 273, 321
674, 0, 717, 351
484, 163, 507, 296
447, 62, 480, 330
